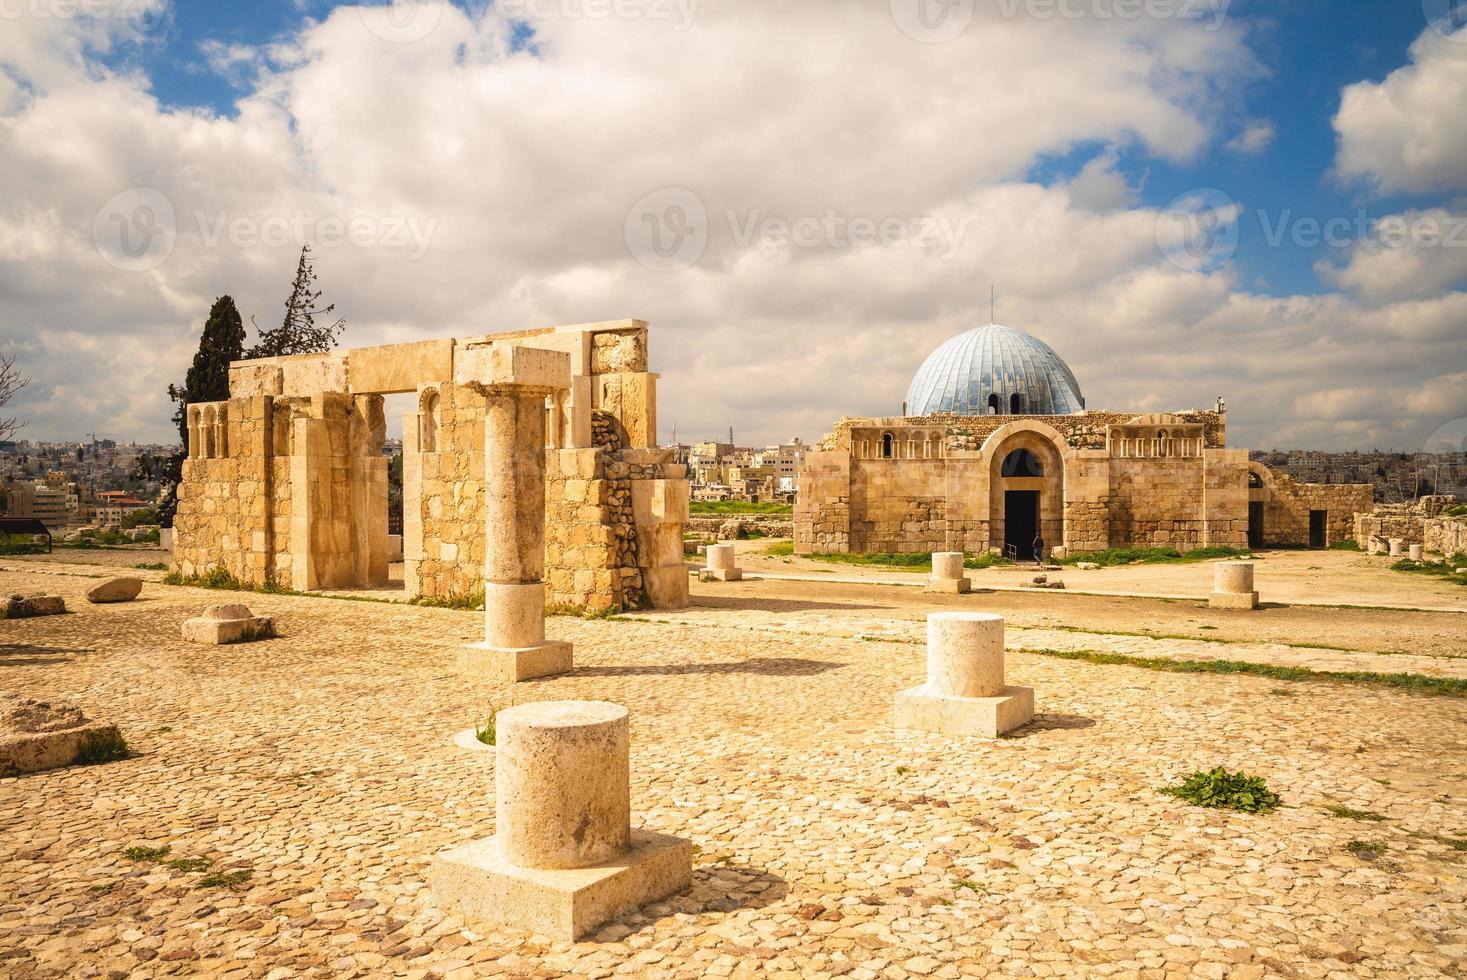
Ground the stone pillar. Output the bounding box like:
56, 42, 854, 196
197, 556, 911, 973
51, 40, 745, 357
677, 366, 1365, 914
457, 346, 574, 682
1408, 544, 1423, 561
1388, 538, 1404, 557
700, 542, 742, 582
894, 612, 1034, 738
926, 551, 970, 594
1208, 560, 1259, 610
632, 475, 691, 609
431, 701, 693, 941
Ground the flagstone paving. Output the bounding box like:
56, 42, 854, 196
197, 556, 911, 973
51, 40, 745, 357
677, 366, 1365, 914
1, 562, 1464, 978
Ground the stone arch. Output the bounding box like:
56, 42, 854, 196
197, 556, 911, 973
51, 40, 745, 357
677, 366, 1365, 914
980, 419, 1070, 559
419, 388, 441, 453
881, 432, 894, 458
187, 405, 203, 458
202, 406, 217, 458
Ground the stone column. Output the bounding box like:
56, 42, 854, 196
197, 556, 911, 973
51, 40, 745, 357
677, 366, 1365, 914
457, 345, 574, 682
894, 612, 1034, 738
701, 542, 742, 582
926, 551, 970, 594
1208, 560, 1259, 609
1388, 538, 1404, 557
431, 700, 692, 941
1408, 544, 1424, 561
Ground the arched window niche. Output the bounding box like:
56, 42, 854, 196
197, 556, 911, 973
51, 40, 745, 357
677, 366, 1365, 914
882, 432, 894, 458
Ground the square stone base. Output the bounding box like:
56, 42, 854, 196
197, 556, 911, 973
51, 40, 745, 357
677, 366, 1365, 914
458, 641, 573, 682
699, 568, 743, 582
924, 577, 971, 594
0, 721, 120, 776
1208, 591, 1259, 610
894, 685, 1035, 738
431, 829, 693, 941
180, 616, 275, 645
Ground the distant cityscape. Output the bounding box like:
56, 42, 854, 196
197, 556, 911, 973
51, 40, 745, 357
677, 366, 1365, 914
2, 434, 1463, 529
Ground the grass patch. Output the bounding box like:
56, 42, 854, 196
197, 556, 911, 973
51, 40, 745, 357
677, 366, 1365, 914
792, 550, 1013, 572
950, 877, 985, 893
123, 845, 171, 862
196, 869, 251, 889
689, 501, 793, 515
134, 561, 168, 571
1267, 688, 1297, 696
1162, 767, 1281, 813
1056, 546, 1252, 568
1328, 540, 1362, 551
546, 602, 633, 620
1391, 557, 1467, 585
165, 856, 213, 872
74, 729, 132, 765
895, 765, 911, 776
763, 541, 796, 557
1346, 840, 1386, 858
87, 881, 119, 894
1325, 803, 1387, 822
0, 533, 48, 556
409, 589, 483, 610
1027, 647, 1467, 697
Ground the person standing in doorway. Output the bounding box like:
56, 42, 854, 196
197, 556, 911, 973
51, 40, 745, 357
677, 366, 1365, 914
1032, 531, 1045, 564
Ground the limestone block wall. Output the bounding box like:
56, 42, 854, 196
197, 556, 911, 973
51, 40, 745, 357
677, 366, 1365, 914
1355, 497, 1452, 550
794, 450, 851, 553
1253, 468, 1371, 547
1202, 450, 1250, 548
848, 459, 948, 553
404, 381, 488, 600
1107, 457, 1207, 548
1425, 516, 1467, 557
174, 396, 272, 584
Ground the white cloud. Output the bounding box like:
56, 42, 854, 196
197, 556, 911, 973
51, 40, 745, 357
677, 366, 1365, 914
1225, 119, 1275, 156
1334, 26, 1467, 194
1318, 208, 1467, 304
0, 2, 1463, 455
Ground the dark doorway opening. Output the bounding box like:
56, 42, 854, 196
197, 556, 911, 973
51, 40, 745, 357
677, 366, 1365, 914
1309, 510, 1327, 549
1248, 502, 1263, 549
1005, 490, 1040, 560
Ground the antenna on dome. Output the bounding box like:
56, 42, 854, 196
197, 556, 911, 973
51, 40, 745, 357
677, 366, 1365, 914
989, 285, 995, 324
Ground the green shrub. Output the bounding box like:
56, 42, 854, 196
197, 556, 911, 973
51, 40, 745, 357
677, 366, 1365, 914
1324, 803, 1386, 821
1328, 539, 1362, 551
0, 532, 47, 556
123, 845, 171, 862
1346, 840, 1386, 858
196, 869, 251, 889
165, 857, 213, 872
74, 729, 132, 765
1162, 767, 1281, 813
476, 709, 498, 746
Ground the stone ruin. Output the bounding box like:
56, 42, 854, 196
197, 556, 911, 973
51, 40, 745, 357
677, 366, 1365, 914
173, 319, 688, 613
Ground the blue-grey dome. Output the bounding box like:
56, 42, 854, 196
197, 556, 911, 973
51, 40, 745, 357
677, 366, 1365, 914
904, 324, 1085, 417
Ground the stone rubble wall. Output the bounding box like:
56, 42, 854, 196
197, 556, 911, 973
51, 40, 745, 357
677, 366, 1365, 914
825, 410, 1227, 453
1253, 467, 1372, 547
685, 516, 795, 539
1355, 496, 1459, 553
1425, 516, 1467, 558
173, 396, 272, 585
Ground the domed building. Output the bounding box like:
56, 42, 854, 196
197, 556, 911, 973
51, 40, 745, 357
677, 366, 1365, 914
903, 323, 1085, 417
795, 322, 1373, 560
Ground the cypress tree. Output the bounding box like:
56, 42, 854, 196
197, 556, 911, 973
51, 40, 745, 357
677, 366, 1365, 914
168, 295, 246, 444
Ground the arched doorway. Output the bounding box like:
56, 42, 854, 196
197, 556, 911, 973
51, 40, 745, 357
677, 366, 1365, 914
985, 428, 1065, 562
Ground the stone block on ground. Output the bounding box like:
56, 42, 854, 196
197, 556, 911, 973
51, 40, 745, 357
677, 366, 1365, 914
87, 578, 143, 604
0, 694, 124, 777
181, 604, 276, 645
5, 594, 66, 618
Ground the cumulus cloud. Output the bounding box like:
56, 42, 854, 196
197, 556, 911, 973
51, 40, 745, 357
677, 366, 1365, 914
0, 2, 1463, 454
1318, 208, 1467, 304
1333, 26, 1467, 194
1225, 119, 1275, 156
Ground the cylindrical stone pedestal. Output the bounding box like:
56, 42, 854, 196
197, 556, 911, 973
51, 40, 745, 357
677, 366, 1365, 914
1209, 560, 1259, 609
894, 612, 1034, 737
931, 552, 965, 581
1389, 538, 1403, 557
1368, 537, 1381, 555
926, 612, 1005, 697
1409, 544, 1423, 561
496, 701, 631, 870
706, 544, 736, 571
701, 542, 742, 581
431, 697, 693, 941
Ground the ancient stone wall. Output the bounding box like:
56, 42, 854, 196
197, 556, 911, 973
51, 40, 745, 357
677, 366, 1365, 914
1106, 457, 1207, 548
174, 396, 273, 585
1355, 496, 1456, 551
1425, 515, 1467, 558
829, 410, 1227, 453
1254, 468, 1371, 547
848, 459, 949, 553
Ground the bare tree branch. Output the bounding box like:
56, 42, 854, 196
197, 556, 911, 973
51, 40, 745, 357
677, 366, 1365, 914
0, 350, 29, 443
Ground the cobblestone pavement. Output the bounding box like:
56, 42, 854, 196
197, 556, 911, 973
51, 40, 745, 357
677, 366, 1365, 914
1, 563, 1465, 978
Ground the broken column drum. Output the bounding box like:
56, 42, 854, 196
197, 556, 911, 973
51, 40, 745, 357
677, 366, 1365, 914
430, 700, 692, 941
1208, 560, 1259, 610
702, 542, 742, 582
894, 612, 1034, 738
927, 551, 971, 594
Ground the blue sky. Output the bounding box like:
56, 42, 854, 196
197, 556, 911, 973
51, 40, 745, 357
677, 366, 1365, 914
5, 0, 1466, 450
